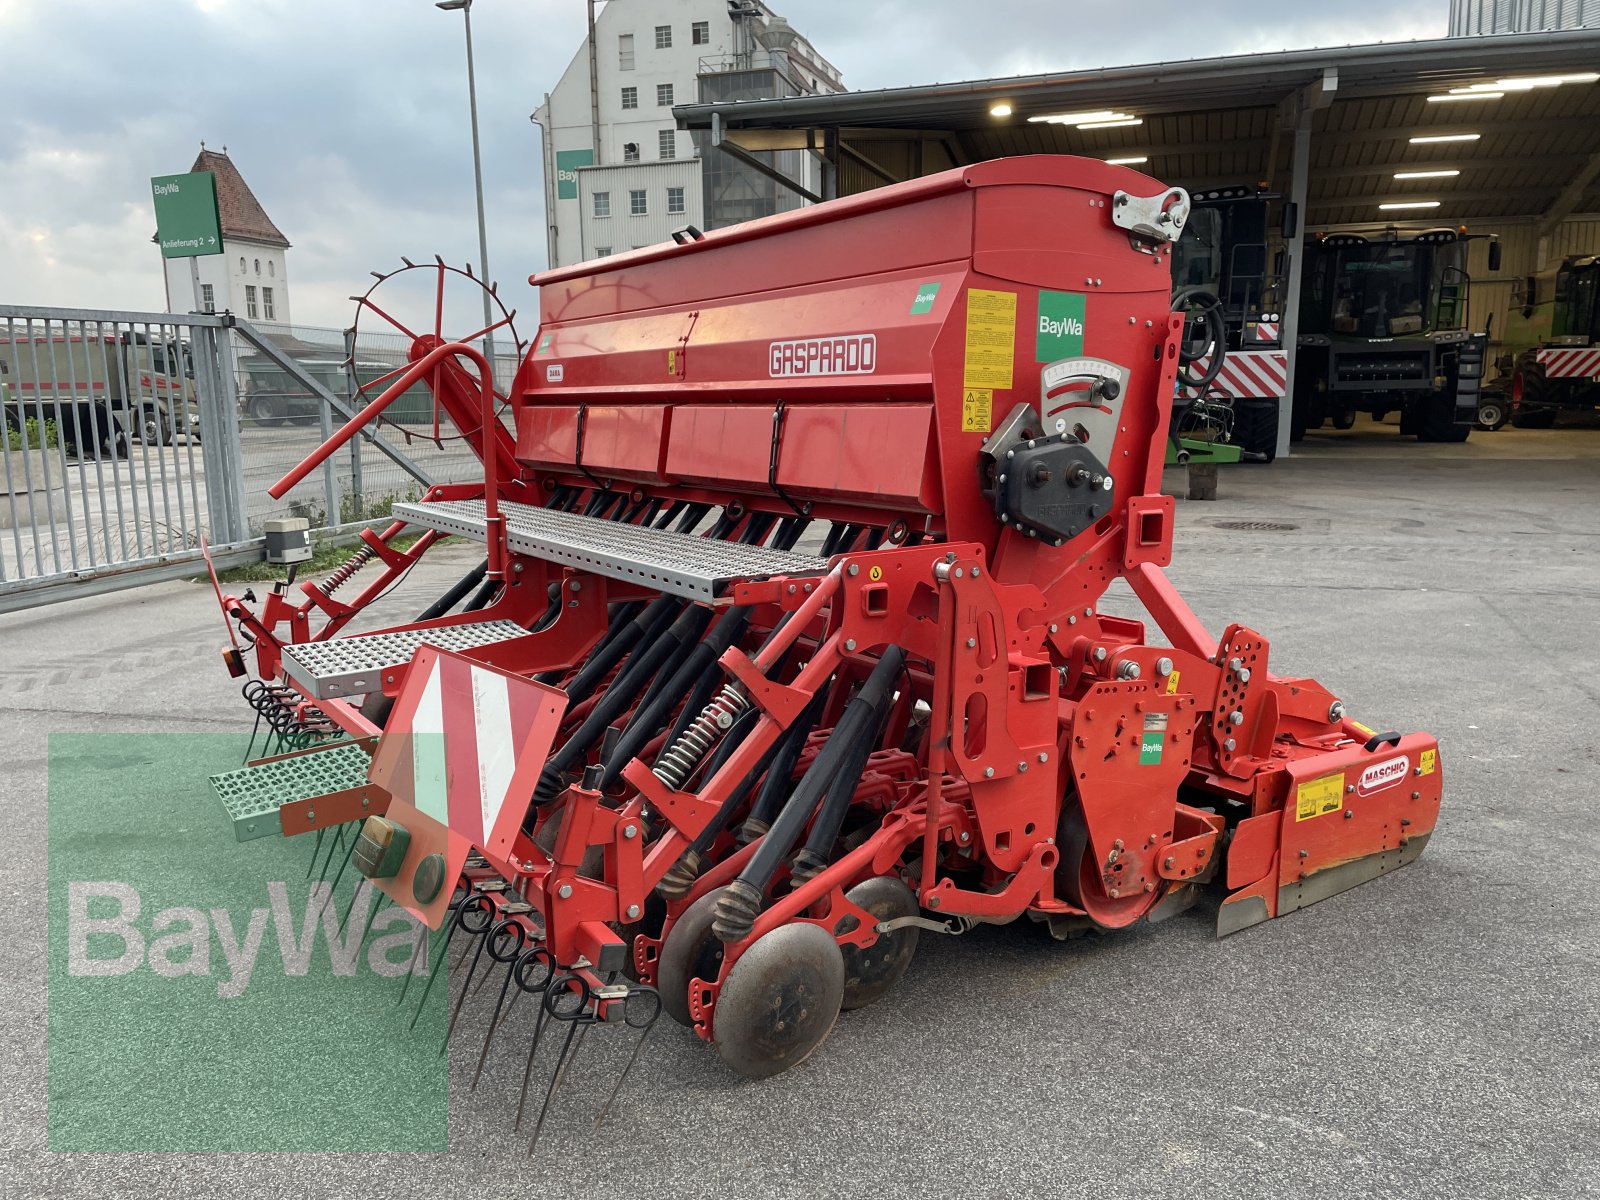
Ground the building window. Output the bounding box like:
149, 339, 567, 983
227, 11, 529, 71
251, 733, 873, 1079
593, 191, 611, 217
200, 283, 215, 313
263, 287, 275, 321
623, 142, 640, 162
595, 246, 612, 258
692, 20, 709, 44
239, 257, 246, 273
629, 189, 647, 216
654, 24, 671, 49
245, 285, 258, 319
618, 33, 634, 69
658, 129, 676, 159
667, 186, 686, 214
253, 258, 261, 275
621, 85, 637, 109
657, 83, 674, 106
268, 261, 275, 277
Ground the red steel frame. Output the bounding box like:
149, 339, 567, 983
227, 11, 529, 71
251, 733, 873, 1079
220, 155, 1443, 1034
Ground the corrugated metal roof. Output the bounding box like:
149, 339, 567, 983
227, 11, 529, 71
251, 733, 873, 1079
676, 30, 1600, 227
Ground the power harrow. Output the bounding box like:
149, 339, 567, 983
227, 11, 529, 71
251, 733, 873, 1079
206, 156, 1442, 1125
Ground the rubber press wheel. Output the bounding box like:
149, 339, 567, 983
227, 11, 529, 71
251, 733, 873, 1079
656, 886, 729, 1028
712, 921, 845, 1079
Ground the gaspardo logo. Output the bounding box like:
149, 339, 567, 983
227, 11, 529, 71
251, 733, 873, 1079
769, 334, 877, 377
1357, 755, 1410, 797
66, 881, 428, 999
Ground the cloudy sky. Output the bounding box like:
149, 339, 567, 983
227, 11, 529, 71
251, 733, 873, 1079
0, 0, 1444, 333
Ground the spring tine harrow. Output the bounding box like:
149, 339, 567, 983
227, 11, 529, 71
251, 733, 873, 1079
528, 975, 596, 1157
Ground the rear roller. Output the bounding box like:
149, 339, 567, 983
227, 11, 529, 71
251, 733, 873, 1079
839, 876, 919, 1011
712, 921, 845, 1079
656, 886, 729, 1027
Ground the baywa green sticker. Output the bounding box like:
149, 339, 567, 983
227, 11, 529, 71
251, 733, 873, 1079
910, 282, 941, 315
1036, 290, 1086, 361
1139, 731, 1164, 766
536, 332, 553, 354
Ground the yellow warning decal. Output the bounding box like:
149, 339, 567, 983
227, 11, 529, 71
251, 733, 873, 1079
1350, 719, 1375, 737
1419, 748, 1437, 776
1164, 669, 1180, 695
962, 388, 993, 432
963, 289, 1016, 390
1295, 772, 1345, 822
667, 348, 677, 374
868, 565, 883, 581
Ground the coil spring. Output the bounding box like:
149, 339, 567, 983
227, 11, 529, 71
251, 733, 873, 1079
242, 680, 337, 753
652, 683, 748, 791
322, 546, 375, 594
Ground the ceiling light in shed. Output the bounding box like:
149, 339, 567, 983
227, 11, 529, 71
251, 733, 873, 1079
1027, 109, 1123, 125
1105, 155, 1148, 165
1394, 169, 1460, 179
989, 102, 1014, 117
1409, 133, 1480, 144
1454, 72, 1599, 93
1379, 200, 1441, 210
1077, 118, 1143, 130
1428, 92, 1504, 102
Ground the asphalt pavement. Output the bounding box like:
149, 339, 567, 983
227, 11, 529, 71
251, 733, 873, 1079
2, 417, 1597, 1198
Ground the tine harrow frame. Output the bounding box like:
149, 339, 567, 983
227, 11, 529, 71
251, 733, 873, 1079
204, 156, 1443, 1121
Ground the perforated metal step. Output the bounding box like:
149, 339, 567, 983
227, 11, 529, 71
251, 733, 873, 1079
211, 741, 374, 842
395, 498, 830, 602
281, 619, 527, 699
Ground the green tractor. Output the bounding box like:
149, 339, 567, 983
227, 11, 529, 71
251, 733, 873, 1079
1480, 255, 1600, 430
1292, 228, 1491, 443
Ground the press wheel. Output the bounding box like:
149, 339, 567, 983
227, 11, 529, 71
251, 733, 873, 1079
656, 886, 728, 1028
713, 921, 844, 1079
840, 876, 919, 1011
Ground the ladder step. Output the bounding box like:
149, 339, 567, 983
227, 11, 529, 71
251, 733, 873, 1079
281, 619, 527, 699
395, 498, 829, 602
210, 740, 375, 842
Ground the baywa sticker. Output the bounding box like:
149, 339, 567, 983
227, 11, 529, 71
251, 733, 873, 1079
1357, 755, 1410, 796
1036, 290, 1086, 361
910, 282, 941, 315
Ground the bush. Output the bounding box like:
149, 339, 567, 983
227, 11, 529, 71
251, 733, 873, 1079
5, 418, 59, 452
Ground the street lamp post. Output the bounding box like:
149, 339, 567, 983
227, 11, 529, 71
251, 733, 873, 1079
436, 0, 497, 382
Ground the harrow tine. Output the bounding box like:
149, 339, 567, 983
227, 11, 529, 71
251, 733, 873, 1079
443, 917, 524, 1053
528, 979, 595, 1157
305, 826, 327, 879
396, 922, 431, 1007
595, 1026, 656, 1128
514, 997, 555, 1131
313, 823, 347, 883
357, 890, 388, 948
473, 944, 552, 1092
336, 879, 368, 940
593, 984, 663, 1127
407, 893, 491, 1030
318, 830, 359, 918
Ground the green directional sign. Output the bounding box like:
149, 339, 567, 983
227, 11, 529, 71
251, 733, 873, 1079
151, 172, 223, 259
554, 149, 593, 200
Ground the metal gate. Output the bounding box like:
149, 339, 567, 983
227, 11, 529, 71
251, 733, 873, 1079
0, 304, 480, 614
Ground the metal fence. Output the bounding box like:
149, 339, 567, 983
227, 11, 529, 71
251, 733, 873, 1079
0, 304, 509, 614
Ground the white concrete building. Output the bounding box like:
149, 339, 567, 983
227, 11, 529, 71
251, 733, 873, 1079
532, 0, 843, 267
161, 148, 291, 324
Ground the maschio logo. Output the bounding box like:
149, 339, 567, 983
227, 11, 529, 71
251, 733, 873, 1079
769, 334, 877, 377
1357, 755, 1410, 796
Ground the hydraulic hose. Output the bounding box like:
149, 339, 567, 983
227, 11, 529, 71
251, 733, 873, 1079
415, 557, 489, 622
712, 647, 906, 944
